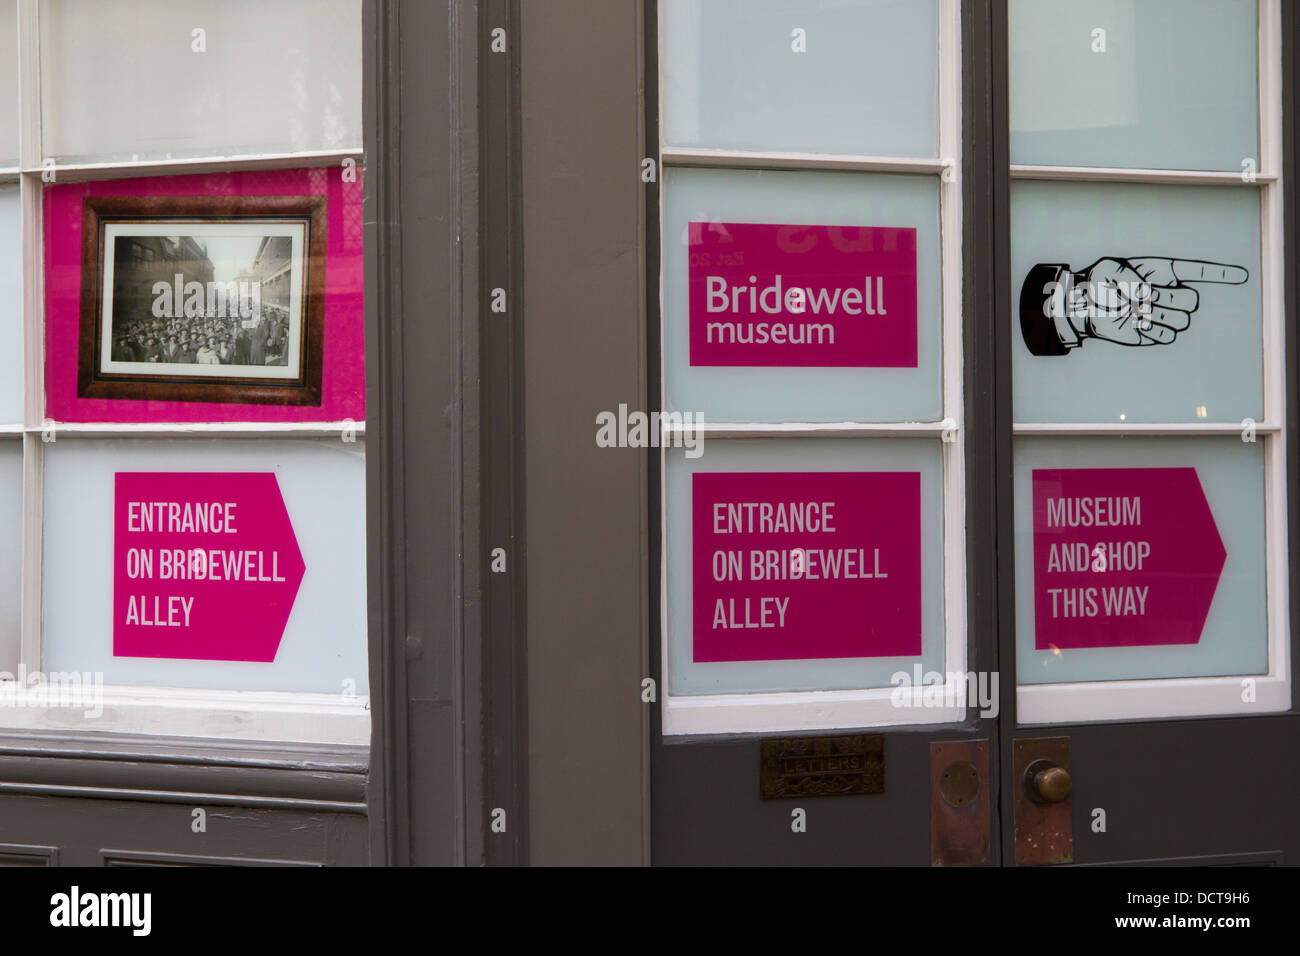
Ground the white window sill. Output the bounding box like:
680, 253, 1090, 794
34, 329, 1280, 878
0, 682, 370, 746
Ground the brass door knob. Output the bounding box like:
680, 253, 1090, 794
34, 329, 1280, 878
1024, 759, 1072, 804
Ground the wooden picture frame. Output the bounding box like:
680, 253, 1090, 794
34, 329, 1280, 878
77, 195, 327, 405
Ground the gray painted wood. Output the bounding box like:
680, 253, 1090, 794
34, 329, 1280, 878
520, 0, 652, 865
364, 0, 489, 865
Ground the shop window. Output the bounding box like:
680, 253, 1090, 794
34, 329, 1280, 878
0, 0, 367, 745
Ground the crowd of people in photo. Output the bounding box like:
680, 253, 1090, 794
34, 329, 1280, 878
110, 305, 292, 367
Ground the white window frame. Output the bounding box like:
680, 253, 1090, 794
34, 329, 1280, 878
657, 0, 968, 735
0, 0, 369, 746
1014, 0, 1290, 725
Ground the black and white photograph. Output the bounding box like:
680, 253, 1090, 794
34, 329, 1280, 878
76, 194, 327, 405
100, 223, 305, 379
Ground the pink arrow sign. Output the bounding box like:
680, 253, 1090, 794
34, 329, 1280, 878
113, 472, 305, 662
1031, 467, 1226, 650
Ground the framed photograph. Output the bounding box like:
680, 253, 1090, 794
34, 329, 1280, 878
77, 195, 327, 405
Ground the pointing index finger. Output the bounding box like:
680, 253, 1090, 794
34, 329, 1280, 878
1169, 259, 1249, 284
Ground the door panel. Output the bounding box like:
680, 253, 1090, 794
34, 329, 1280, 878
998, 0, 1300, 867
650, 0, 1002, 865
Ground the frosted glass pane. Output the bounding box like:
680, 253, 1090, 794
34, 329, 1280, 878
0, 187, 19, 425
0, 4, 16, 167
0, 441, 19, 673
41, 0, 362, 163
666, 438, 945, 695
43, 439, 367, 694
1009, 0, 1258, 171
1015, 436, 1267, 685
1012, 180, 1262, 424
664, 166, 942, 423
662, 0, 937, 156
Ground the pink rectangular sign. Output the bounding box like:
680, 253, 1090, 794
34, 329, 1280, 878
692, 471, 922, 662
688, 221, 918, 367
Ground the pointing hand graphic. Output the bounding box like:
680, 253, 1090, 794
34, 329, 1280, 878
1020, 256, 1249, 356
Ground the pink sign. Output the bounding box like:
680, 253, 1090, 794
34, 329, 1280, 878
688, 221, 918, 368
692, 471, 922, 662
1031, 467, 1226, 650
113, 473, 306, 662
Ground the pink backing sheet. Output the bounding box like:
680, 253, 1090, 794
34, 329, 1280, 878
43, 166, 364, 423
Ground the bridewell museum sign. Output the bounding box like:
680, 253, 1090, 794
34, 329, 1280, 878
688, 221, 918, 368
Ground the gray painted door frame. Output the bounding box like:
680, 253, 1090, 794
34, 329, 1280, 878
364, 0, 546, 866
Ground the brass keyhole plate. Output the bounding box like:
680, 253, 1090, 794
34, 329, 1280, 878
939, 760, 980, 808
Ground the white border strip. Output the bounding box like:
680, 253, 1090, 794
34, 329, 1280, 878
0, 683, 370, 745
666, 687, 962, 736
663, 421, 950, 439
1011, 164, 1275, 186
1018, 674, 1286, 725
1013, 422, 1281, 436
27, 422, 367, 439
31, 149, 363, 184
663, 146, 948, 176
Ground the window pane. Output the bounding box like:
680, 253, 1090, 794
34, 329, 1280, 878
43, 438, 367, 694
666, 438, 944, 695
0, 3, 17, 167
662, 0, 938, 156
664, 166, 942, 422
0, 186, 19, 424
1014, 436, 1266, 684
1009, 0, 1259, 171
40, 0, 362, 163
0, 441, 18, 673
1012, 180, 1262, 424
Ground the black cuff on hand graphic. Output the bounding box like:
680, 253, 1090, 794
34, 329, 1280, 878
1019, 256, 1249, 357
